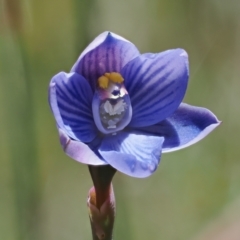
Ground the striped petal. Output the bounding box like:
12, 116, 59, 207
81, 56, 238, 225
71, 32, 140, 91
121, 49, 189, 127
59, 129, 106, 165
99, 131, 164, 178
49, 72, 98, 142
135, 103, 221, 152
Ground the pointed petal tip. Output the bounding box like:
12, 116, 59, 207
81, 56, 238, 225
100, 30, 132, 45
106, 31, 131, 43
173, 48, 189, 73
178, 48, 189, 76
162, 104, 221, 153
71, 31, 132, 73
179, 49, 188, 58
162, 121, 220, 153
207, 109, 221, 126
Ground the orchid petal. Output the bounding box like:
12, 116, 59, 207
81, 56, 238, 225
49, 72, 98, 142
135, 103, 220, 152
99, 131, 164, 178
59, 129, 106, 165
121, 49, 189, 127
71, 32, 140, 91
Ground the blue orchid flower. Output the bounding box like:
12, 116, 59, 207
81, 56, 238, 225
49, 31, 220, 178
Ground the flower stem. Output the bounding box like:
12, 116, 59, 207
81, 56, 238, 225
88, 165, 116, 240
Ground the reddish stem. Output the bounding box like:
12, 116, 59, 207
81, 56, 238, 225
88, 165, 116, 209
88, 165, 116, 240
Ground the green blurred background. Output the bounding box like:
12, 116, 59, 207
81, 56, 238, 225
1, 0, 240, 239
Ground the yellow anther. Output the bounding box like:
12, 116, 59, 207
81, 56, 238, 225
104, 72, 110, 77
98, 72, 124, 89
106, 72, 124, 83
98, 76, 109, 89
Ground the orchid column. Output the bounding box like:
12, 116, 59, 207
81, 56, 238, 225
48, 32, 220, 239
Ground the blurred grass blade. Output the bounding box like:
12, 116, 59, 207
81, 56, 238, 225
1, 1, 41, 239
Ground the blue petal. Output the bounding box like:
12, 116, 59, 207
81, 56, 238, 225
121, 49, 189, 127
59, 129, 107, 165
135, 103, 220, 152
99, 131, 164, 178
49, 72, 98, 142
71, 32, 140, 91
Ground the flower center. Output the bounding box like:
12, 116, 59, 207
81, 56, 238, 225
92, 72, 132, 134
